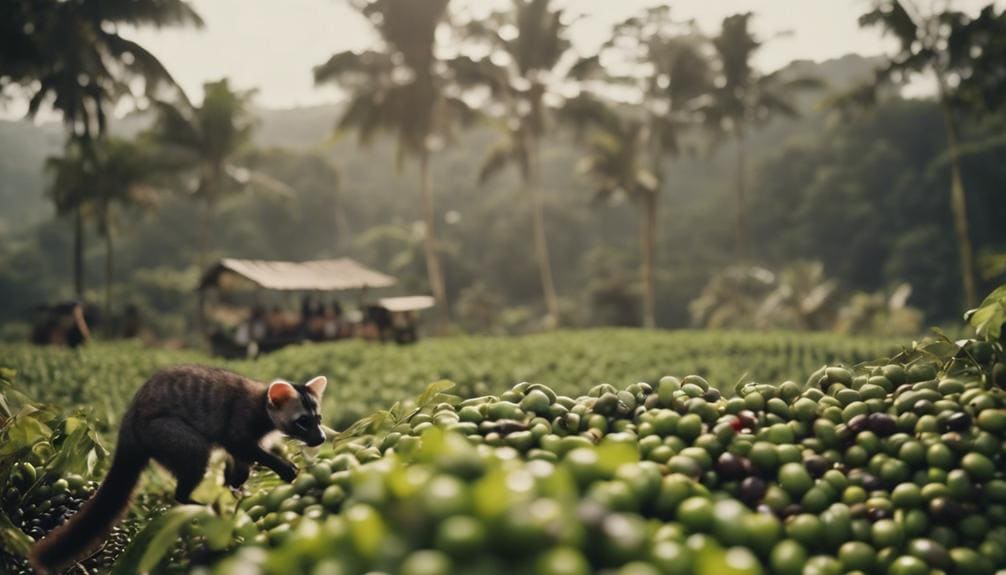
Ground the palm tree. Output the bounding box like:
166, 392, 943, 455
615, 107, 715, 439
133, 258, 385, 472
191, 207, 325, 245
459, 0, 581, 328
575, 112, 664, 327
857, 0, 984, 308
589, 7, 711, 327
3, 0, 202, 141
89, 140, 161, 323
707, 13, 820, 261
47, 138, 160, 322
314, 0, 473, 315
1, 0, 202, 299
149, 79, 276, 271
950, 5, 1006, 118
45, 142, 92, 301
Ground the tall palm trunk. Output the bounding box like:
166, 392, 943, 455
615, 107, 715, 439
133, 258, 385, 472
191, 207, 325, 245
528, 138, 560, 328
104, 224, 113, 332
734, 130, 748, 261
640, 191, 657, 329
644, 121, 663, 330
72, 135, 97, 302
73, 202, 85, 299
194, 195, 213, 335
199, 196, 212, 274
419, 151, 448, 315
936, 76, 978, 309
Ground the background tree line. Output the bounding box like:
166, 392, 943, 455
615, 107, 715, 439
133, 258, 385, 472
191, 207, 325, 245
0, 0, 1005, 339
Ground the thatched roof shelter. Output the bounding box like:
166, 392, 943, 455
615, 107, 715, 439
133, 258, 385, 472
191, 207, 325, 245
198, 258, 396, 292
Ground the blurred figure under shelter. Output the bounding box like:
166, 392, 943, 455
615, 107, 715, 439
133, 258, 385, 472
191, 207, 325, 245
30, 301, 92, 348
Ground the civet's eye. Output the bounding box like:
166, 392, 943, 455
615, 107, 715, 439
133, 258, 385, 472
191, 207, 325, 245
295, 416, 311, 428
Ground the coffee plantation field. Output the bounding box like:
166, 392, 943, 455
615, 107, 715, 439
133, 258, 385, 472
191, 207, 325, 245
1, 329, 901, 432
2, 316, 1005, 575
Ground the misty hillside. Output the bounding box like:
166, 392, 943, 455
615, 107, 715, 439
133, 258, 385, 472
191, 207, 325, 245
7, 52, 1000, 329
0, 54, 877, 234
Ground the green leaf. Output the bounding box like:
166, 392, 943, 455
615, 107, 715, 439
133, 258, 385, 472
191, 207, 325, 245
0, 370, 13, 419
929, 326, 954, 343
417, 379, 456, 408
368, 410, 390, 432
970, 284, 1006, 341
437, 393, 463, 406
330, 414, 381, 449
43, 419, 103, 478
400, 406, 423, 425
201, 515, 235, 551
388, 401, 404, 421
86, 447, 100, 476
0, 413, 51, 458
0, 368, 16, 387
0, 510, 32, 558
914, 339, 958, 361
109, 505, 214, 575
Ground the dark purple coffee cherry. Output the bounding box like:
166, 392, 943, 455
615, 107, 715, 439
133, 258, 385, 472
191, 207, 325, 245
780, 504, 803, 518
942, 412, 971, 433
737, 410, 758, 430
847, 414, 868, 433
739, 477, 767, 505
715, 453, 747, 480
804, 455, 831, 478
860, 473, 883, 492
929, 497, 964, 524
867, 413, 897, 437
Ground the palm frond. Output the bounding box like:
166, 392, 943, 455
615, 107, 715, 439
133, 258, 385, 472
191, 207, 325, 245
820, 81, 880, 116
337, 93, 388, 146
79, 0, 203, 29
666, 40, 713, 106
558, 92, 621, 140
445, 55, 508, 95
567, 55, 603, 81
314, 50, 393, 87
756, 92, 798, 118
478, 139, 520, 184
859, 1, 919, 51
713, 12, 759, 92
102, 34, 188, 103
441, 95, 480, 130
577, 115, 656, 205
149, 100, 202, 149
13, 0, 200, 139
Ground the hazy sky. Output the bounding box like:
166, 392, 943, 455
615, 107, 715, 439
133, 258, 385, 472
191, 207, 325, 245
133, 0, 896, 109
4, 0, 1001, 118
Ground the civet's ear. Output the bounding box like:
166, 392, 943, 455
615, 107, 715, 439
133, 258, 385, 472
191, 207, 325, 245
267, 380, 297, 407
305, 376, 328, 400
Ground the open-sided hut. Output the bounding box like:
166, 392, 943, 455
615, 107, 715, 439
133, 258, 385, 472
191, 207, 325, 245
198, 258, 409, 355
